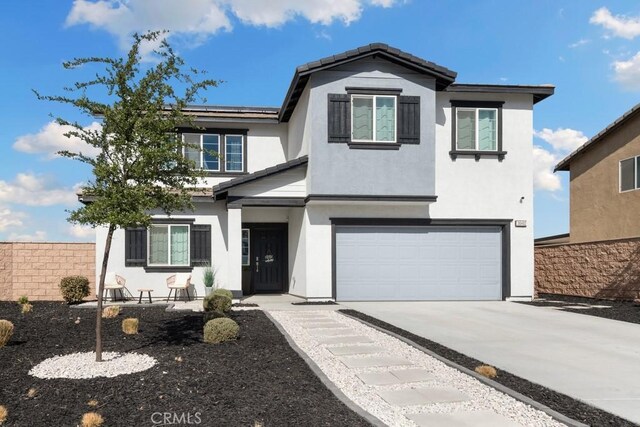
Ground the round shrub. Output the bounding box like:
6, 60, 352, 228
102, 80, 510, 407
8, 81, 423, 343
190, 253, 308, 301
101, 306, 120, 319
203, 318, 239, 344
0, 320, 14, 348
122, 318, 139, 335
203, 310, 227, 323
203, 294, 231, 313
212, 288, 233, 300
17, 296, 29, 305
81, 411, 104, 427
59, 276, 90, 304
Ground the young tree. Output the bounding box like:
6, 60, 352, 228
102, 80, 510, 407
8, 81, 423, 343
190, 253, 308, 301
36, 32, 219, 361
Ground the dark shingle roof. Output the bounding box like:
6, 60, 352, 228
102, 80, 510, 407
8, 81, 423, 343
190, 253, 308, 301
279, 43, 458, 122
555, 103, 640, 171
213, 156, 308, 196
447, 83, 555, 104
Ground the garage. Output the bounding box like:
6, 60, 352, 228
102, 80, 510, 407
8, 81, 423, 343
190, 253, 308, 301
335, 225, 504, 301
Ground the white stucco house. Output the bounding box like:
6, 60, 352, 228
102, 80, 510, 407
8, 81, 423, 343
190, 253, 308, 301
93, 43, 554, 301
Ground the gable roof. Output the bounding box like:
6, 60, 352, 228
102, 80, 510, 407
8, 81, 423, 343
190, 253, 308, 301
555, 103, 640, 172
212, 155, 308, 197
279, 43, 458, 122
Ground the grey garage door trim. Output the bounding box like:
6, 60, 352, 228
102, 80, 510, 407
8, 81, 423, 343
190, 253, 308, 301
330, 218, 512, 301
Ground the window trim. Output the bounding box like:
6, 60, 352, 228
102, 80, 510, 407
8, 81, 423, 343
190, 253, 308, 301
350, 94, 398, 144
225, 134, 245, 172
619, 155, 640, 193
450, 100, 506, 160
455, 107, 499, 152
241, 228, 250, 266
201, 133, 221, 172
147, 224, 191, 267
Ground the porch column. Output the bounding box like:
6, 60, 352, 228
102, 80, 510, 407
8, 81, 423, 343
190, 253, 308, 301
227, 207, 242, 296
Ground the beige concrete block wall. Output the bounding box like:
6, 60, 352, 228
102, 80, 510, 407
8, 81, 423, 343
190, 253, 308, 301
535, 237, 640, 300
0, 242, 95, 301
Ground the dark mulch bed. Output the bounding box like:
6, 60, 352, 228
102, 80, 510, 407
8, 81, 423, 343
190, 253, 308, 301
339, 309, 636, 427
232, 303, 259, 307
0, 302, 371, 427
520, 293, 640, 325
291, 301, 337, 306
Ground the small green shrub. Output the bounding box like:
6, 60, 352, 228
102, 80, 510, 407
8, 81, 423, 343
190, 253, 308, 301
17, 296, 29, 305
0, 320, 14, 348
59, 276, 90, 304
122, 318, 139, 335
101, 306, 120, 319
204, 318, 239, 344
203, 294, 231, 313
203, 265, 216, 288
203, 310, 227, 323
212, 288, 233, 300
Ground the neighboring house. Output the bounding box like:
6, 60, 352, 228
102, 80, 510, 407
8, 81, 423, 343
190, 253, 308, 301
93, 43, 553, 301
555, 103, 640, 243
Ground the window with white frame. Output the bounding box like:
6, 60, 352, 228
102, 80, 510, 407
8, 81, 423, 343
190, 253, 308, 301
351, 95, 396, 142
148, 224, 190, 266
241, 229, 250, 266
620, 156, 640, 192
183, 134, 220, 171
225, 135, 244, 172
456, 108, 498, 151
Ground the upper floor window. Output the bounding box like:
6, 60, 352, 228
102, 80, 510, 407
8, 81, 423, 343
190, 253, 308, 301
351, 95, 397, 143
181, 129, 246, 173
450, 101, 505, 160
620, 156, 640, 192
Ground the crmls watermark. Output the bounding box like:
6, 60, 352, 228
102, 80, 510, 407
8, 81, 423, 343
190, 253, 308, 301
151, 412, 202, 425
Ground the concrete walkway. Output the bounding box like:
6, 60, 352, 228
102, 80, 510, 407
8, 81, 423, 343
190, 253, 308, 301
270, 310, 562, 427
343, 301, 640, 424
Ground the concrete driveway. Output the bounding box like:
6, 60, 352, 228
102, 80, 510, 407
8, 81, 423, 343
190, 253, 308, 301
342, 301, 640, 424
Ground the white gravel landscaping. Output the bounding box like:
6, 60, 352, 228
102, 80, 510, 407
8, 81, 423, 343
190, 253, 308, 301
270, 310, 565, 427
29, 351, 157, 379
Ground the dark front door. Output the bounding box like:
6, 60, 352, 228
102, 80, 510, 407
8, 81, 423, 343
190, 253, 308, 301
251, 225, 287, 293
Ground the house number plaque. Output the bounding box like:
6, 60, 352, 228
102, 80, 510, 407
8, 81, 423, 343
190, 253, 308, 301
264, 254, 274, 263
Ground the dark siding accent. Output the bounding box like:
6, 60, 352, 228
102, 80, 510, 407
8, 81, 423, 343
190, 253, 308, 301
397, 96, 420, 144
190, 224, 212, 267
328, 94, 351, 143
125, 228, 147, 267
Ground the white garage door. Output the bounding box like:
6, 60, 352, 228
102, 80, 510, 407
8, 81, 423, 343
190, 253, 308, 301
335, 226, 503, 301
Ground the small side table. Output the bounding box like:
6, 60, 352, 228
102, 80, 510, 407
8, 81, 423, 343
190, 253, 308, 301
137, 288, 153, 304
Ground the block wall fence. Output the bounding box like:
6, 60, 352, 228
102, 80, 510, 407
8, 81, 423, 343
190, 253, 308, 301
535, 237, 640, 300
0, 242, 95, 301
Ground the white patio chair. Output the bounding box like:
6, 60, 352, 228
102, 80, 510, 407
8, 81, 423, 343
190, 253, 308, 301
166, 273, 192, 301
102, 272, 129, 302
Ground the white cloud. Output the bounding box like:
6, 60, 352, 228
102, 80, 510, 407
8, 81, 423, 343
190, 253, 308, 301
533, 146, 561, 192
533, 128, 588, 153
590, 7, 640, 39
568, 38, 590, 48
68, 225, 96, 240
65, 0, 399, 53
13, 121, 102, 159
613, 52, 640, 90
0, 173, 81, 207
7, 231, 47, 242
0, 207, 25, 232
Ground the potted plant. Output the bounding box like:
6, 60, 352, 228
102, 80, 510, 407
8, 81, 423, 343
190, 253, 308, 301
203, 264, 216, 296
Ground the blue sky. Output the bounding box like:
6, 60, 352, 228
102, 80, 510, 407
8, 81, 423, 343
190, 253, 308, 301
1, 0, 639, 242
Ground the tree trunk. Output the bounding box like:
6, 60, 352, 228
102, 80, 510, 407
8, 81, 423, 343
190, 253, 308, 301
96, 223, 116, 362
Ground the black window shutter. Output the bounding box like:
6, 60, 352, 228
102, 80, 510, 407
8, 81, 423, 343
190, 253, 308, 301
191, 224, 212, 267
397, 96, 420, 144
125, 228, 147, 267
327, 93, 351, 143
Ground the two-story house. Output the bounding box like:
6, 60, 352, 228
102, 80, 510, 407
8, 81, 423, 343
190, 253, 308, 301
95, 43, 554, 301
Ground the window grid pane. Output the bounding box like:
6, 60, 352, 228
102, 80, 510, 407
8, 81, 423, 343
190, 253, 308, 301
352, 97, 374, 141
376, 97, 396, 142
183, 134, 201, 168
242, 229, 250, 266
225, 135, 243, 171
203, 134, 220, 171
621, 158, 635, 191
170, 225, 189, 266
149, 226, 169, 265
478, 109, 497, 151
456, 109, 476, 150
